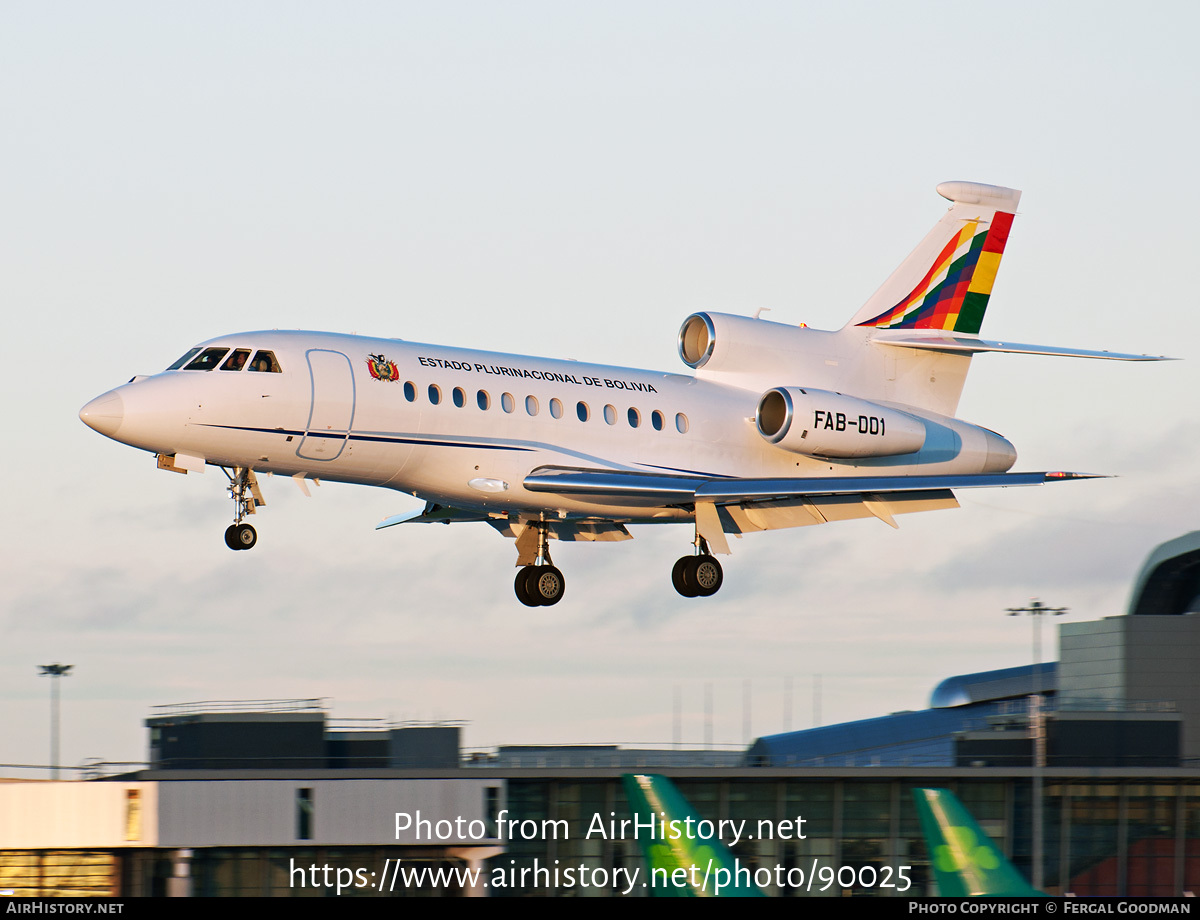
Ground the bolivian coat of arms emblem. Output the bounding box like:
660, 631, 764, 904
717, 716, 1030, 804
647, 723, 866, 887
366, 353, 400, 382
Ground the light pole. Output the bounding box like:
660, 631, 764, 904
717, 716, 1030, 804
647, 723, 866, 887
1005, 599, 1067, 892
38, 663, 73, 780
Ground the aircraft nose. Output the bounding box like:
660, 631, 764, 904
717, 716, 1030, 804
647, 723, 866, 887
79, 391, 125, 438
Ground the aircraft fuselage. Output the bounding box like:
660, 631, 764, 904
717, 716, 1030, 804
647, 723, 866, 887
80, 328, 1016, 524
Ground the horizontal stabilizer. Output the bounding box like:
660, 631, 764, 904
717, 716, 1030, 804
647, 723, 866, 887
875, 331, 1171, 361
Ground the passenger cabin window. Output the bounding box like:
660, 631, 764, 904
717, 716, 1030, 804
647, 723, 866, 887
627, 408, 641, 428
428, 384, 442, 405
525, 396, 539, 417
501, 393, 515, 413
248, 351, 282, 373
603, 404, 617, 425
675, 412, 689, 434
452, 387, 465, 408
477, 390, 491, 410
576, 401, 590, 422
651, 410, 664, 431
549, 398, 563, 419
184, 347, 230, 371
404, 381, 416, 402
221, 349, 251, 371
167, 348, 201, 371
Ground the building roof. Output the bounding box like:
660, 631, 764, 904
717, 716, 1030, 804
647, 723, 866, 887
930, 663, 1056, 708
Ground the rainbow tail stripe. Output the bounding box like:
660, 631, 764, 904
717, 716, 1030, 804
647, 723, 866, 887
858, 212, 1013, 333
847, 181, 1021, 334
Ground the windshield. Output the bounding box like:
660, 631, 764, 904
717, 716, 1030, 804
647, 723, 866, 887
166, 347, 201, 371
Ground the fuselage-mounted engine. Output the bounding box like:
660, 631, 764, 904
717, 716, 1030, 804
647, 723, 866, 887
755, 387, 926, 459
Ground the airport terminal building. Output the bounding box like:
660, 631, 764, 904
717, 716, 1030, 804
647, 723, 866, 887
3, 533, 1200, 897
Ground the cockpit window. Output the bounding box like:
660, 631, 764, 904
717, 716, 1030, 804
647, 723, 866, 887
167, 348, 201, 371
184, 347, 231, 371
247, 350, 281, 373
221, 349, 251, 371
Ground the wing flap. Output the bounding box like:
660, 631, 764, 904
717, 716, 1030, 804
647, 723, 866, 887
728, 490, 959, 532
486, 519, 633, 542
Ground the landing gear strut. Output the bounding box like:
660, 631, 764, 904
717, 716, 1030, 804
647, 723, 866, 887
514, 522, 565, 607
223, 467, 263, 551
672, 536, 723, 598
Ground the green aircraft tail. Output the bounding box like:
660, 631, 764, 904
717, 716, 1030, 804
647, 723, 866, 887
913, 787, 1045, 897
621, 773, 765, 897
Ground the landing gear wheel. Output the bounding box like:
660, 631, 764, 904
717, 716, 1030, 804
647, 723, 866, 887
673, 555, 722, 597
672, 556, 698, 598
530, 565, 565, 606
226, 523, 257, 551
515, 566, 540, 607
514, 565, 566, 606
690, 554, 723, 597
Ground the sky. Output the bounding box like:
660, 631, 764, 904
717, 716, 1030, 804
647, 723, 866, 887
3, 1, 1199, 776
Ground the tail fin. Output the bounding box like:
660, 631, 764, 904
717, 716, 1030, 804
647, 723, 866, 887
621, 774, 765, 897
847, 181, 1020, 333
913, 787, 1045, 897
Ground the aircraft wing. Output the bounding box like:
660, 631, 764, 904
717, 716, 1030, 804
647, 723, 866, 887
524, 466, 1099, 504
874, 330, 1172, 361
525, 467, 1100, 552
376, 502, 492, 529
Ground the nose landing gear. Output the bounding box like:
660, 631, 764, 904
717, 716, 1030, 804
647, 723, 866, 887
223, 467, 264, 551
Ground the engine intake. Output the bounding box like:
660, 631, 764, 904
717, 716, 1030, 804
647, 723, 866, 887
678, 314, 717, 369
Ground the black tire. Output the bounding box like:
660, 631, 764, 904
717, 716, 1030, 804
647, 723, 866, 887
224, 525, 242, 551
691, 554, 723, 597
672, 556, 698, 597
514, 566, 540, 607
530, 565, 565, 606
233, 523, 257, 550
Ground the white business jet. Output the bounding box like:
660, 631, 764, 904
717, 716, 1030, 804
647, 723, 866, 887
80, 182, 1164, 606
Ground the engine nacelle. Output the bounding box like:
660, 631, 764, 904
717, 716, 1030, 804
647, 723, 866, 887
755, 387, 926, 459
678, 311, 841, 378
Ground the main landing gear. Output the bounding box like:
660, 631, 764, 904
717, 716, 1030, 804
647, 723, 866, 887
514, 522, 565, 607
672, 537, 724, 598
222, 467, 264, 552
225, 522, 257, 551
